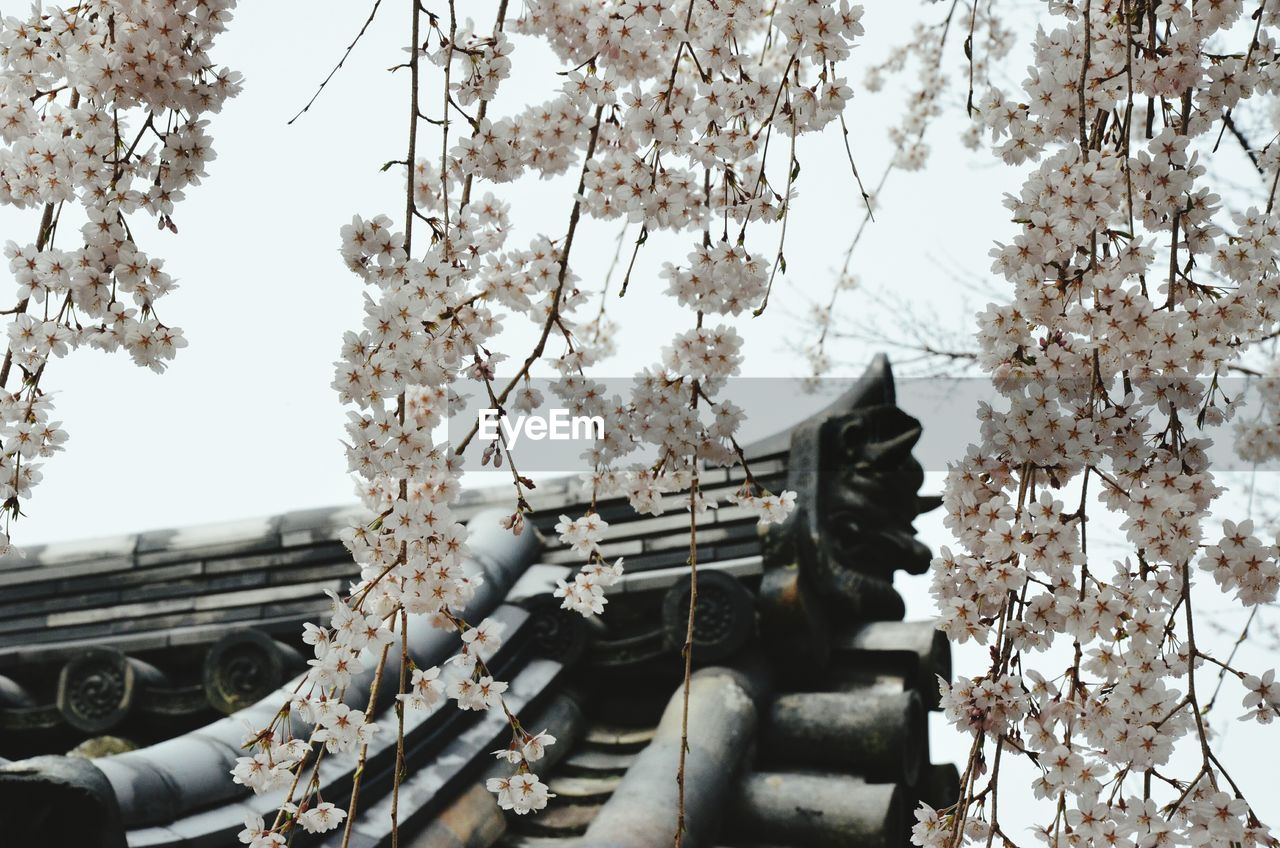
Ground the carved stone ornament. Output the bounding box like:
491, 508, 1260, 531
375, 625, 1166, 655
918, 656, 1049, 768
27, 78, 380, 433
202, 629, 299, 714
525, 594, 591, 666
660, 569, 756, 662
760, 355, 936, 666
56, 647, 135, 735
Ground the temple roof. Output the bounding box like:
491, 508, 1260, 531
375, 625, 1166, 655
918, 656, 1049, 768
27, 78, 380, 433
0, 356, 955, 848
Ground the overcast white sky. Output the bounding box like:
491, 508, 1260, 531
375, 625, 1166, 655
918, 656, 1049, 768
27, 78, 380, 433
0, 1, 1018, 545
1, 0, 1275, 825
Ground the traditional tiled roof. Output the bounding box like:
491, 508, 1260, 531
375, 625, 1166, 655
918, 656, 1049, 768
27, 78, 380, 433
0, 355, 955, 848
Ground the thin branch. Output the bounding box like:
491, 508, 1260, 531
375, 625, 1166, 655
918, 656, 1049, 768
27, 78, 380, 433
288, 1, 386, 125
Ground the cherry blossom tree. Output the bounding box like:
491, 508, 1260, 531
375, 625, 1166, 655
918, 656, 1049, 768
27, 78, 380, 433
887, 3, 1280, 848
3, 2, 1280, 848
0, 1, 239, 544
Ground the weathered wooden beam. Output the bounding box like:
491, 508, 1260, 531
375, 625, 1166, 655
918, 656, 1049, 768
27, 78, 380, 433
762, 689, 925, 785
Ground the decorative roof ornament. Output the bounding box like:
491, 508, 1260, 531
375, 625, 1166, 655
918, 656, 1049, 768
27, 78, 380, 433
760, 354, 936, 673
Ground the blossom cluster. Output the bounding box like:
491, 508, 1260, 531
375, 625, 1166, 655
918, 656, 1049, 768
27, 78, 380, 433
1200, 519, 1280, 607
239, 797, 346, 846
1241, 669, 1280, 724
449, 0, 850, 531
236, 0, 874, 837
924, 1, 1280, 846
0, 2, 240, 543
726, 485, 797, 526
291, 0, 873, 826
486, 725, 557, 814
552, 512, 624, 616
1235, 370, 1280, 463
